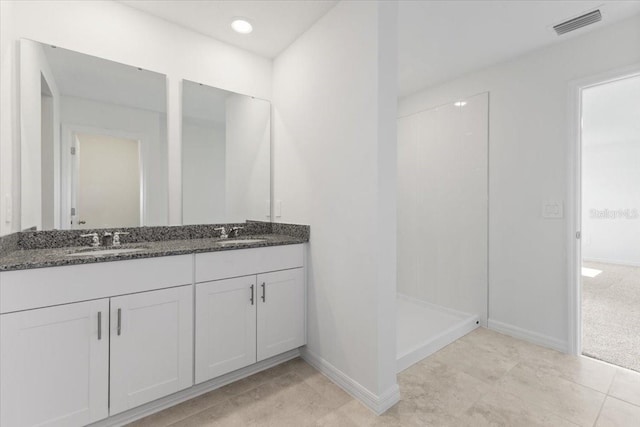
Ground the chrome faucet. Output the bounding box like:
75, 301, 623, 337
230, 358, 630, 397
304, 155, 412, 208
112, 232, 129, 246
215, 227, 228, 239
229, 226, 244, 238
81, 233, 100, 247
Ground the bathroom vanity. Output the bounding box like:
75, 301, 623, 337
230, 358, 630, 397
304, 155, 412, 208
0, 224, 308, 427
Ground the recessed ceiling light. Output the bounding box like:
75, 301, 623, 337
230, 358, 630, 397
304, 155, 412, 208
231, 18, 253, 34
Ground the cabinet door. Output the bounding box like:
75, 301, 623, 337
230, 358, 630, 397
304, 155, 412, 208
257, 268, 305, 361
195, 276, 257, 383
109, 285, 193, 415
0, 299, 109, 427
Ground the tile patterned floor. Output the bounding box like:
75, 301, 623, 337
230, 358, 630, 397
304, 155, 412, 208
129, 328, 640, 426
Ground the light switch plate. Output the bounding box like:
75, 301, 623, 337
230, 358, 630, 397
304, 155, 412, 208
542, 200, 563, 218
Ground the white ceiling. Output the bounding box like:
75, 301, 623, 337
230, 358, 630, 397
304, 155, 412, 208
43, 43, 167, 113
119, 1, 640, 98
582, 74, 640, 147
398, 1, 640, 97
119, 0, 338, 58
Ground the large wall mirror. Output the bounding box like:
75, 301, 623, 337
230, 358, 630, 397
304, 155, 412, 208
181, 81, 271, 224
19, 39, 168, 230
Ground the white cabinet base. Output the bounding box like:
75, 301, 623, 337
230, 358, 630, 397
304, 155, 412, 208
109, 286, 193, 415
0, 299, 109, 427
195, 276, 257, 384
257, 268, 305, 361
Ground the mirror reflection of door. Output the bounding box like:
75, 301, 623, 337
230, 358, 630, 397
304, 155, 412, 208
72, 132, 142, 229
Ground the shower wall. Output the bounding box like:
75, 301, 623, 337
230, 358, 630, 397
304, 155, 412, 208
397, 92, 488, 324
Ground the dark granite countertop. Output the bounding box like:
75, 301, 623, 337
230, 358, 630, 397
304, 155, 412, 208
0, 234, 306, 272
0, 221, 310, 272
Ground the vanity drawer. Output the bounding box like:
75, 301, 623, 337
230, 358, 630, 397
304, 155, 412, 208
195, 244, 304, 283
0, 255, 193, 314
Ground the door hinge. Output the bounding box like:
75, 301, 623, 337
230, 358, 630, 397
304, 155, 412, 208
576, 231, 581, 239
71, 207, 76, 216
70, 146, 76, 155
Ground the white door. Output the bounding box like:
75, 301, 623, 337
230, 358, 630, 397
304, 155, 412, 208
195, 275, 257, 383
109, 286, 193, 415
0, 299, 109, 427
257, 268, 305, 361
72, 132, 142, 229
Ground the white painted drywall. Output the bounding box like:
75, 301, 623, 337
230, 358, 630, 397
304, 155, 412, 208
0, 0, 272, 234
225, 94, 271, 223
60, 96, 168, 227
273, 0, 398, 406
398, 15, 640, 350
397, 93, 488, 324
182, 119, 226, 224
582, 141, 640, 266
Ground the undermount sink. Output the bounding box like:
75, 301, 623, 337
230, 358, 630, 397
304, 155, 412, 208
67, 248, 147, 257
217, 239, 266, 245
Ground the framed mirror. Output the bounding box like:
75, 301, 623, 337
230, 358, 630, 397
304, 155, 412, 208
181, 80, 271, 224
19, 39, 168, 230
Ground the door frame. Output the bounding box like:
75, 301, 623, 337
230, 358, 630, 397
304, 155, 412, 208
566, 63, 640, 356
61, 124, 147, 229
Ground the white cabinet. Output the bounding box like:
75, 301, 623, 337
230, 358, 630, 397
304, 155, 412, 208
109, 286, 193, 415
257, 268, 305, 361
195, 276, 257, 383
195, 268, 305, 381
0, 299, 109, 427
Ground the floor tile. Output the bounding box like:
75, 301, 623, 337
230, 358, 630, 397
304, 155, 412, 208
497, 362, 606, 426
609, 368, 640, 407
426, 338, 518, 384
595, 396, 640, 427
460, 389, 580, 427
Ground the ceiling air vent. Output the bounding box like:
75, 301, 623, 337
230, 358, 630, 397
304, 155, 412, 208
553, 10, 602, 35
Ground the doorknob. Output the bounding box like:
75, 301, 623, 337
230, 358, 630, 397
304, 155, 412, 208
78, 220, 86, 225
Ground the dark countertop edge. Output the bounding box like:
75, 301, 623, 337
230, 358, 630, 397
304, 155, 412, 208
0, 236, 308, 272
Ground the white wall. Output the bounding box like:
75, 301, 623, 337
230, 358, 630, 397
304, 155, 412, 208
399, 15, 640, 351
273, 0, 398, 411
397, 93, 488, 324
582, 141, 640, 266
182, 119, 226, 224
18, 39, 61, 231
0, 0, 272, 234
225, 94, 271, 223
60, 96, 168, 226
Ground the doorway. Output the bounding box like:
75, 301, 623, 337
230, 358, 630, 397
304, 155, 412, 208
69, 131, 143, 229
572, 72, 640, 372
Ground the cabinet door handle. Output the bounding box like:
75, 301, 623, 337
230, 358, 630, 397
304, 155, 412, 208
97, 311, 102, 340
261, 282, 266, 302
250, 284, 255, 305
117, 308, 122, 336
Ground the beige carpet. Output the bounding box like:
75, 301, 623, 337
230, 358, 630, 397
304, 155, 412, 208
582, 261, 640, 373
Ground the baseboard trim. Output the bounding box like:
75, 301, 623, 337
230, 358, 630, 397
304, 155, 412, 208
582, 258, 640, 268
397, 314, 479, 373
89, 349, 301, 427
300, 348, 400, 415
488, 319, 568, 353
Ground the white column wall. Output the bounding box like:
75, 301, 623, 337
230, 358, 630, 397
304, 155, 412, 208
273, 0, 398, 409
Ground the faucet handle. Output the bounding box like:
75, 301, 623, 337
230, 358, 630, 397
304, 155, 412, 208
229, 226, 244, 237
113, 232, 130, 246
215, 227, 228, 238
81, 233, 100, 247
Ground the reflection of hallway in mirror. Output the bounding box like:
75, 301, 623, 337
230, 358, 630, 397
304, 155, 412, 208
74, 133, 141, 229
